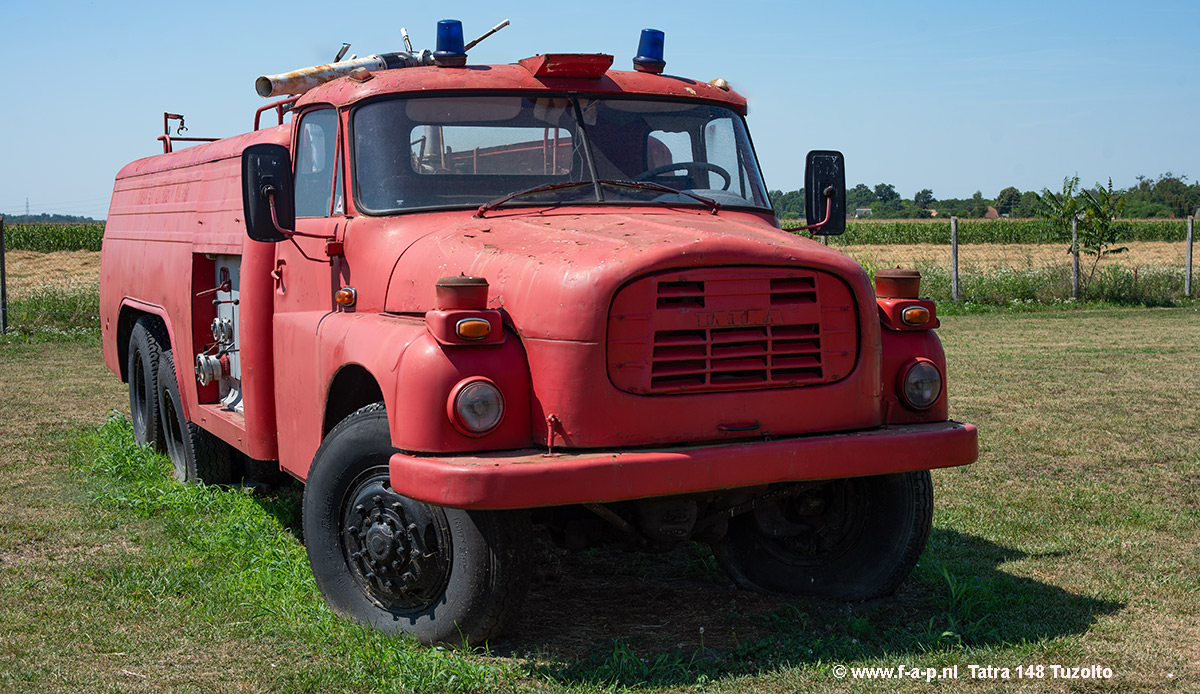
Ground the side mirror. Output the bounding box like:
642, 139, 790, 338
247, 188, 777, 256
242, 143, 295, 243
804, 150, 846, 235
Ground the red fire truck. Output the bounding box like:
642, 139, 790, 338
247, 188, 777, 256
100, 21, 977, 645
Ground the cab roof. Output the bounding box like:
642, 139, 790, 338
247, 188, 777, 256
294, 61, 748, 114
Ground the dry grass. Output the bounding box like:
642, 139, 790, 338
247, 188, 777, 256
2, 306, 1199, 692
842, 241, 1190, 270
3, 250, 102, 299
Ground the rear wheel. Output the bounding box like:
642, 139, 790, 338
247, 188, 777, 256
303, 403, 532, 646
711, 472, 933, 600
127, 316, 168, 451
156, 349, 233, 484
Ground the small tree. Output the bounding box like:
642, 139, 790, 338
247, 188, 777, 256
1077, 178, 1127, 293
913, 189, 935, 209
1033, 175, 1081, 241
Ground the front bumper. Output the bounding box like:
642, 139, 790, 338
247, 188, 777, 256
389, 421, 977, 510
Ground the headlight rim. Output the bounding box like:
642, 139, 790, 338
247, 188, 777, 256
899, 358, 942, 410
447, 377, 505, 437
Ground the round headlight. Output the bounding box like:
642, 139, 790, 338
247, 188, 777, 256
902, 361, 942, 410
449, 379, 504, 435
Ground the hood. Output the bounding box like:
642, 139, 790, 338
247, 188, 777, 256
383, 207, 870, 341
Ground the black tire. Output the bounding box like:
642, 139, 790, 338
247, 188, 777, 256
711, 472, 933, 600
156, 349, 234, 484
127, 316, 168, 451
303, 403, 532, 646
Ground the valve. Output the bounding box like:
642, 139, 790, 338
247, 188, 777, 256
196, 353, 230, 386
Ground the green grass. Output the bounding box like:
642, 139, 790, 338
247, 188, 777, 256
58, 415, 525, 693
5, 281, 100, 340
4, 299, 1200, 691
899, 262, 1191, 307
2, 222, 104, 252
777, 218, 1192, 245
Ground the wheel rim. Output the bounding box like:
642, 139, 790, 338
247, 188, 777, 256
754, 479, 869, 566
341, 470, 452, 612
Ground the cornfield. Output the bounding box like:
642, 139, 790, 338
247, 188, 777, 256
2, 222, 105, 252
777, 217, 1188, 245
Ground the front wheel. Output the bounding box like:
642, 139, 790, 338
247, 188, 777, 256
303, 403, 532, 646
711, 472, 933, 600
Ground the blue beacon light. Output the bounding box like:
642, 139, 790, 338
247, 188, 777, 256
434, 19, 467, 66
633, 28, 666, 74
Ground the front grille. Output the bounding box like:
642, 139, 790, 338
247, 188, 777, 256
608, 267, 857, 395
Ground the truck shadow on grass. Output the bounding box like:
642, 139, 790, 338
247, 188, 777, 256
500, 527, 1123, 688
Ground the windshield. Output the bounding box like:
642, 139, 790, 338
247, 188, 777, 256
352, 95, 770, 213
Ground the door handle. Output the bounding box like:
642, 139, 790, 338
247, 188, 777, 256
272, 260, 286, 293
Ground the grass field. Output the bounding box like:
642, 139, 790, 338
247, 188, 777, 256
2, 306, 1198, 692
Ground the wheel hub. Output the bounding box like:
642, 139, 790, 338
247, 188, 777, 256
755, 480, 866, 565
342, 478, 451, 611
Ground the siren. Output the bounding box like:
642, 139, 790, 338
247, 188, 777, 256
633, 28, 666, 74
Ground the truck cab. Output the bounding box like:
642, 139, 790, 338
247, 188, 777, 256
100, 23, 976, 646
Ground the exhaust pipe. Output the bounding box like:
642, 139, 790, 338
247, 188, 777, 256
255, 51, 432, 98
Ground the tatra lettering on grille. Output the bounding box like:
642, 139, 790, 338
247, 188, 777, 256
608, 268, 858, 394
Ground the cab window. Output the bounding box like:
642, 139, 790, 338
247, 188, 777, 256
295, 109, 339, 217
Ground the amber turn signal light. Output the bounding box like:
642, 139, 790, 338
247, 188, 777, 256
455, 318, 492, 340
901, 306, 931, 326
334, 287, 357, 307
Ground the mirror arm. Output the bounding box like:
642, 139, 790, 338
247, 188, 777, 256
783, 186, 835, 232
266, 188, 335, 239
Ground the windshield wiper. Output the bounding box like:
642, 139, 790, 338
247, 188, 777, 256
475, 179, 722, 218
595, 180, 721, 215
474, 181, 596, 218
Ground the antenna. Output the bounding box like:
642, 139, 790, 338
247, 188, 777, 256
334, 43, 351, 62
401, 27, 413, 52
464, 19, 510, 51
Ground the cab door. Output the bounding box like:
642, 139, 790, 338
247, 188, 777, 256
272, 106, 349, 475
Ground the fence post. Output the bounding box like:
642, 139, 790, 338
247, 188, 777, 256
950, 216, 959, 301
1187, 216, 1194, 298
0, 215, 7, 335
1072, 217, 1080, 301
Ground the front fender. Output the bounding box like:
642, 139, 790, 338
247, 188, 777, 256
389, 330, 532, 453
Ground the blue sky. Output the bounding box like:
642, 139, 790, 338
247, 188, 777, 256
1, 0, 1197, 219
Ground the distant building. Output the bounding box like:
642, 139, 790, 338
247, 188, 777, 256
984, 206, 1000, 220
854, 208, 872, 218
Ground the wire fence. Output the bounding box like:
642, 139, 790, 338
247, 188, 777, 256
1, 216, 1196, 338
1, 217, 103, 337
811, 216, 1197, 307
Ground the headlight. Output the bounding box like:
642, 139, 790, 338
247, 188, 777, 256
448, 378, 504, 435
901, 361, 942, 410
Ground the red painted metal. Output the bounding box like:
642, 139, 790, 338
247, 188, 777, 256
782, 194, 833, 233
295, 64, 749, 115
254, 97, 299, 131
607, 267, 857, 395
100, 49, 974, 507
388, 421, 978, 510
158, 112, 219, 154
876, 297, 940, 331
518, 54, 614, 79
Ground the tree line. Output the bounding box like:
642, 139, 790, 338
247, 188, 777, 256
0, 212, 102, 224
769, 173, 1200, 220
